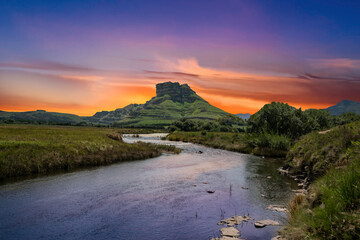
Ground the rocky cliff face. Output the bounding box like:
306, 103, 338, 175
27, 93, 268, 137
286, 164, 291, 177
155, 82, 199, 103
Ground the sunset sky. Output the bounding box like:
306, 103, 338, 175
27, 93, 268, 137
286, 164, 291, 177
1, 0, 360, 116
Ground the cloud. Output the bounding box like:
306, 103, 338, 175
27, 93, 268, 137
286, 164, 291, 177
144, 70, 199, 78
60, 75, 104, 82
0, 60, 99, 73
309, 58, 360, 70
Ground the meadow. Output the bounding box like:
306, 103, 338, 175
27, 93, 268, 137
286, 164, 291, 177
0, 124, 179, 181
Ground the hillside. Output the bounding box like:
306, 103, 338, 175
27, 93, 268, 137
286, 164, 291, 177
88, 82, 230, 127
325, 100, 360, 115
0, 110, 84, 124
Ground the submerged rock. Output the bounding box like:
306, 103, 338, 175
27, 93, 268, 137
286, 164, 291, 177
218, 215, 253, 226
254, 219, 280, 228
266, 205, 288, 213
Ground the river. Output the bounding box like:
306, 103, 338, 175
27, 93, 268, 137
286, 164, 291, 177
0, 133, 297, 240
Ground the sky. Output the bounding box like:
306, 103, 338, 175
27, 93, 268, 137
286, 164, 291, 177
0, 0, 360, 116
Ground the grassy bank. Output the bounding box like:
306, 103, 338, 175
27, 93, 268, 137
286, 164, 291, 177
286, 121, 360, 182
166, 131, 290, 157
282, 121, 360, 239
0, 125, 180, 181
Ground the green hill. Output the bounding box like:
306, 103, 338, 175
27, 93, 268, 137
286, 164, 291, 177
325, 100, 360, 115
0, 110, 84, 124
88, 82, 230, 127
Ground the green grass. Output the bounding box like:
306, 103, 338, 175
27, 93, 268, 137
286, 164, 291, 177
286, 121, 360, 179
0, 125, 180, 181
166, 131, 290, 157
282, 162, 360, 240
282, 121, 360, 239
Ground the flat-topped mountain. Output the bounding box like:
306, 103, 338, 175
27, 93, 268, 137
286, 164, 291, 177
88, 82, 230, 127
325, 100, 360, 115
156, 82, 198, 103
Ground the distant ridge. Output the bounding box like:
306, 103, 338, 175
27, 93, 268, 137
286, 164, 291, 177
325, 100, 360, 115
236, 113, 252, 121
0, 110, 84, 124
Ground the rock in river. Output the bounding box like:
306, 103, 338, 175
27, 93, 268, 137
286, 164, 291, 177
254, 219, 280, 228
266, 205, 288, 213
218, 215, 253, 226
221, 227, 240, 237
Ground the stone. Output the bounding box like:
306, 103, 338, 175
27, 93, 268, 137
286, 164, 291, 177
218, 215, 253, 226
267, 205, 288, 213
254, 219, 280, 228
271, 236, 285, 240
220, 227, 240, 237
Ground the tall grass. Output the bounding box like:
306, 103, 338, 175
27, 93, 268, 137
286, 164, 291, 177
284, 162, 360, 240
0, 125, 179, 181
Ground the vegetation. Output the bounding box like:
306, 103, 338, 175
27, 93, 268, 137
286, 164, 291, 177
168, 115, 245, 132
286, 121, 360, 180
282, 121, 360, 239
247, 102, 333, 138
166, 131, 290, 157
0, 125, 180, 181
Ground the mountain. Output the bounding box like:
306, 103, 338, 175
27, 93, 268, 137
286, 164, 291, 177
236, 113, 252, 121
0, 110, 84, 124
325, 100, 360, 115
88, 82, 230, 127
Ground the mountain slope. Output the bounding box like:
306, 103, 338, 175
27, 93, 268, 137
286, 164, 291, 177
325, 100, 360, 115
88, 82, 230, 127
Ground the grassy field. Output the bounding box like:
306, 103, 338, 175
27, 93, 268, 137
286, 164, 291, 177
282, 121, 360, 239
0, 125, 180, 181
166, 131, 291, 157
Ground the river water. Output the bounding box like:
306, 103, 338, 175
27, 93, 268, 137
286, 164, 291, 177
0, 134, 297, 240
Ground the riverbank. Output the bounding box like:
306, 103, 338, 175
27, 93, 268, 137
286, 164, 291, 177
166, 131, 290, 157
280, 121, 360, 239
0, 125, 180, 181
